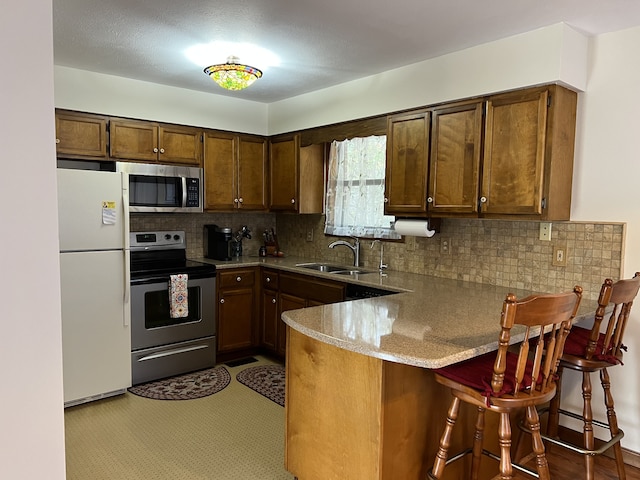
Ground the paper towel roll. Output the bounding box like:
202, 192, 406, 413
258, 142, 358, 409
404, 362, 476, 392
393, 219, 436, 238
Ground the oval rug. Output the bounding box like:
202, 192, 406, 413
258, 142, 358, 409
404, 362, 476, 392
128, 366, 231, 400
236, 364, 285, 406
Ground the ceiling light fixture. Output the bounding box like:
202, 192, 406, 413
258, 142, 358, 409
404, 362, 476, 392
204, 56, 262, 91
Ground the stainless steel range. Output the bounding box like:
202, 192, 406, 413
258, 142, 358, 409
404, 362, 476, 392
129, 231, 217, 385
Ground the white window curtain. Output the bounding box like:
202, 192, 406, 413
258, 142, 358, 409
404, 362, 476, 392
324, 135, 399, 239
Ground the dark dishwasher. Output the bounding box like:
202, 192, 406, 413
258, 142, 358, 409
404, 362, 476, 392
345, 283, 395, 300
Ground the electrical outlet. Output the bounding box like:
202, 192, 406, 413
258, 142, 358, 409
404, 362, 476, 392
552, 244, 568, 267
539, 222, 552, 241
306, 229, 314, 242
440, 237, 451, 255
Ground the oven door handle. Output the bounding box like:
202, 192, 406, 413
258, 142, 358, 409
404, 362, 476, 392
135, 344, 210, 362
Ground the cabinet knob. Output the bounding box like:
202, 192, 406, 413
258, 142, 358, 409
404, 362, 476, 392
384, 197, 389, 203
238, 198, 244, 203
236, 276, 242, 282
234, 198, 239, 203
272, 298, 277, 304
55, 138, 60, 144
480, 196, 487, 203
153, 147, 159, 153
427, 196, 433, 203
266, 277, 271, 283
160, 148, 165, 154
220, 298, 225, 304
290, 199, 295, 204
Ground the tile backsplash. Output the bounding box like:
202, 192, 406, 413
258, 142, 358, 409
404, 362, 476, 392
275, 214, 625, 301
131, 212, 625, 301
130, 212, 276, 259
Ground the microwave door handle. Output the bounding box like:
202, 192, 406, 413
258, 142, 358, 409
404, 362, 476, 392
181, 176, 188, 208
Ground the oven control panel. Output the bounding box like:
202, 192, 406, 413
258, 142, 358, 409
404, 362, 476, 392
130, 230, 186, 251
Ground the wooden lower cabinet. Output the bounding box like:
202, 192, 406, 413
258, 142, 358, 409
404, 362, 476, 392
261, 270, 345, 358
285, 328, 506, 480
216, 268, 258, 360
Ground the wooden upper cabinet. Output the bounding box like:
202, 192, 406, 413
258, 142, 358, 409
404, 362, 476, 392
384, 111, 430, 215
110, 118, 202, 166
269, 135, 299, 211
55, 110, 108, 160
428, 101, 483, 215
481, 85, 576, 220
203, 131, 267, 211
238, 135, 268, 210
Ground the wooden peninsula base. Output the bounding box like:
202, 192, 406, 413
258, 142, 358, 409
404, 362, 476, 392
284, 328, 509, 480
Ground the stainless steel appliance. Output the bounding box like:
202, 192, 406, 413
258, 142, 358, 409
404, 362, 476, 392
57, 168, 132, 407
130, 231, 217, 385
116, 162, 203, 213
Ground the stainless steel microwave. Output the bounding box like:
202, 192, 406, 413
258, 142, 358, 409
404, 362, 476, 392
116, 162, 203, 213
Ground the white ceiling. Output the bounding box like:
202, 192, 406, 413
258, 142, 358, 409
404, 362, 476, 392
52, 0, 640, 104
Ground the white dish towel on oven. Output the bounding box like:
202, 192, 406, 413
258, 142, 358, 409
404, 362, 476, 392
169, 274, 188, 318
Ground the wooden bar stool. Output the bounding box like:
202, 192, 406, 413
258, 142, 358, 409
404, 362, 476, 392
428, 286, 583, 480
541, 273, 640, 480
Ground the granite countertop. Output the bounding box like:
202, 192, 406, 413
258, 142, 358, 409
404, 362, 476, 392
193, 255, 597, 369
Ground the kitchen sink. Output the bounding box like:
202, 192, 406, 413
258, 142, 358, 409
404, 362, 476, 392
295, 263, 374, 275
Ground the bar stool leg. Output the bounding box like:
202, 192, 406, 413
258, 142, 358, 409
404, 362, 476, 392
470, 407, 485, 480
432, 396, 461, 479
526, 404, 551, 480
582, 371, 596, 480
546, 366, 564, 438
497, 411, 514, 479
601, 367, 627, 480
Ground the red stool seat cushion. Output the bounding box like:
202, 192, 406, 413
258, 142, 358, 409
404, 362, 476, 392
563, 326, 624, 364
434, 351, 538, 404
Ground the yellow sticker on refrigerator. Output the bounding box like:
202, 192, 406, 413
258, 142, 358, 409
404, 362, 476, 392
102, 201, 117, 225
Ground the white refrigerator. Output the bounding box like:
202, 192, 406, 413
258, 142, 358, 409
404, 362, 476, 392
57, 168, 131, 407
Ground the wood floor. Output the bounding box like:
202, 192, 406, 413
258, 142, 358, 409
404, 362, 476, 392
513, 446, 640, 480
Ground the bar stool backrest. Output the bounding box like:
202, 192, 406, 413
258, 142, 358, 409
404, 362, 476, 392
587, 272, 640, 361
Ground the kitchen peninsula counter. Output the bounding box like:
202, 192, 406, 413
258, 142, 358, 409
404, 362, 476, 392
197, 255, 596, 480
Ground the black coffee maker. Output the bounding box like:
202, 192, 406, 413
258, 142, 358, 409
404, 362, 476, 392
204, 224, 232, 261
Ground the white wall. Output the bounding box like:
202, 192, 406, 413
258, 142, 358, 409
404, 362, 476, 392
1, 1, 66, 478
568, 24, 640, 450
55, 66, 269, 135
267, 23, 588, 134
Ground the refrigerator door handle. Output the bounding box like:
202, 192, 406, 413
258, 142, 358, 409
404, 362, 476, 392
123, 252, 131, 327
121, 172, 130, 250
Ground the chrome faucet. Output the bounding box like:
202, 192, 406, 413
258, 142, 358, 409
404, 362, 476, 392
371, 240, 388, 272
328, 236, 360, 267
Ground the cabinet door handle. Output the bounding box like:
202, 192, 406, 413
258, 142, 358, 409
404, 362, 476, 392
236, 276, 242, 282
266, 277, 271, 283
480, 196, 487, 203
238, 198, 244, 203
220, 298, 225, 304
427, 196, 433, 203
160, 148, 165, 154
55, 138, 60, 144
234, 198, 239, 203
153, 147, 159, 153
272, 298, 277, 304
384, 197, 389, 203
290, 199, 295, 204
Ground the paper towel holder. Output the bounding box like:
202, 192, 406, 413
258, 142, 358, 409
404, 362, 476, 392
392, 217, 441, 237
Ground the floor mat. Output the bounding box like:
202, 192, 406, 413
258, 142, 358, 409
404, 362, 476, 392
128, 366, 231, 400
236, 364, 285, 407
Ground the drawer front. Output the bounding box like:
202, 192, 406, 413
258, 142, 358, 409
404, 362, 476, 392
262, 269, 279, 289
219, 269, 256, 289
280, 273, 345, 304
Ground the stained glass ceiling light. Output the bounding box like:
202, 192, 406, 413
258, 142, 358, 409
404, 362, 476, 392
204, 56, 262, 91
